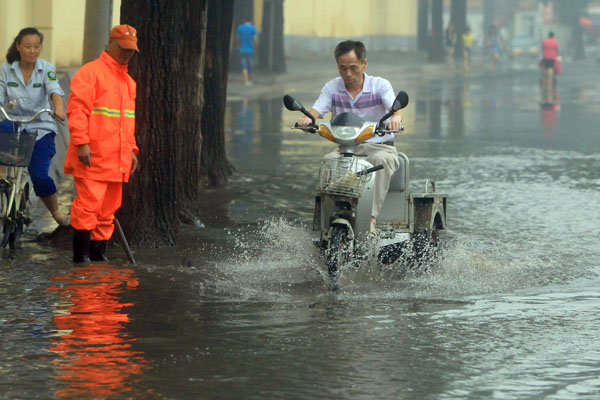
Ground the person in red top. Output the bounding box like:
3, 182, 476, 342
541, 31, 559, 70
65, 24, 139, 263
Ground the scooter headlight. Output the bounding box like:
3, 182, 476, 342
332, 126, 359, 140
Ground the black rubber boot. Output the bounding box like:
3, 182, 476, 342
73, 229, 91, 263
89, 240, 109, 262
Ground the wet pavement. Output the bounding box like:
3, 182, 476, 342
3, 52, 600, 398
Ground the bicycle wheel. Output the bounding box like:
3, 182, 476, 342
8, 185, 31, 249
1, 191, 15, 248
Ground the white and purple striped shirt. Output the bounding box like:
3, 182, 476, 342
312, 73, 396, 143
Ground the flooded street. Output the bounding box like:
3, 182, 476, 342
3, 57, 600, 398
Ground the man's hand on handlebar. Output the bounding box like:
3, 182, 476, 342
387, 113, 403, 131
297, 116, 313, 127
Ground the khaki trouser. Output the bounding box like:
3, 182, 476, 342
324, 143, 399, 218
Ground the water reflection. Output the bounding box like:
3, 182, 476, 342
47, 265, 148, 398
226, 97, 283, 162
541, 77, 560, 139
541, 95, 560, 139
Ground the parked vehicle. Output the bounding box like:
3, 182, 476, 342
510, 35, 539, 59
283, 91, 448, 289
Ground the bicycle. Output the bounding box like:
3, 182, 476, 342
0, 103, 54, 248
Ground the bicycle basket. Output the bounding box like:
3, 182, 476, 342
0, 129, 36, 166
318, 158, 368, 197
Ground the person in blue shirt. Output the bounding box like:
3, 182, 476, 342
0, 27, 68, 226
236, 21, 258, 86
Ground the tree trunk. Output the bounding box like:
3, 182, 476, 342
82, 0, 113, 63
571, 12, 586, 60
201, 0, 235, 187
119, 0, 208, 247
556, 0, 587, 60
483, 0, 495, 36
417, 0, 430, 52
451, 0, 467, 60
231, 0, 255, 73
258, 0, 286, 73
429, 0, 444, 63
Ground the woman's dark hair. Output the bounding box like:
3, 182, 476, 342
334, 40, 366, 62
6, 27, 44, 64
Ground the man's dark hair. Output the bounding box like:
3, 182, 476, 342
334, 40, 366, 62
6, 27, 43, 64
548, 31, 554, 38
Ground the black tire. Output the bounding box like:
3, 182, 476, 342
8, 192, 29, 249
0, 191, 14, 249
326, 225, 351, 287
412, 228, 440, 270
378, 242, 410, 265
1, 219, 13, 248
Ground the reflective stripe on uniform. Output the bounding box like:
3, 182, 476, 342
124, 110, 135, 118
92, 107, 121, 117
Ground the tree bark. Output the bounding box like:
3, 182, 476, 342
429, 0, 444, 63
119, 0, 208, 247
201, 0, 235, 187
258, 0, 286, 73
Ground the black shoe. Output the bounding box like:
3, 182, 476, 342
89, 240, 109, 262
73, 229, 91, 263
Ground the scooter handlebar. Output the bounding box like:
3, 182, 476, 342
375, 126, 405, 136
292, 123, 317, 134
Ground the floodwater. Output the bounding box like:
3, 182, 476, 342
3, 59, 600, 399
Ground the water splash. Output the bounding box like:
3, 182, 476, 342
208, 218, 326, 300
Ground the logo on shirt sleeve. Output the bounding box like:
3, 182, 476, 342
47, 71, 57, 81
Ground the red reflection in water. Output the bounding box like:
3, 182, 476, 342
48, 265, 149, 399
541, 92, 560, 139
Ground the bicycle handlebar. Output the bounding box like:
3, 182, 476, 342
0, 105, 55, 125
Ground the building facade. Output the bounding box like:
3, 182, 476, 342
0, 0, 120, 68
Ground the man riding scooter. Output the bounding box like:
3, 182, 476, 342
297, 40, 404, 234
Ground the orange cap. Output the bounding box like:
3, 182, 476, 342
110, 24, 139, 52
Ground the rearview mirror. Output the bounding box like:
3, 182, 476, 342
377, 91, 409, 129
283, 94, 304, 112
391, 91, 409, 112
283, 94, 316, 125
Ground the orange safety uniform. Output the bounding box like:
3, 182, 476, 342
65, 50, 138, 240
